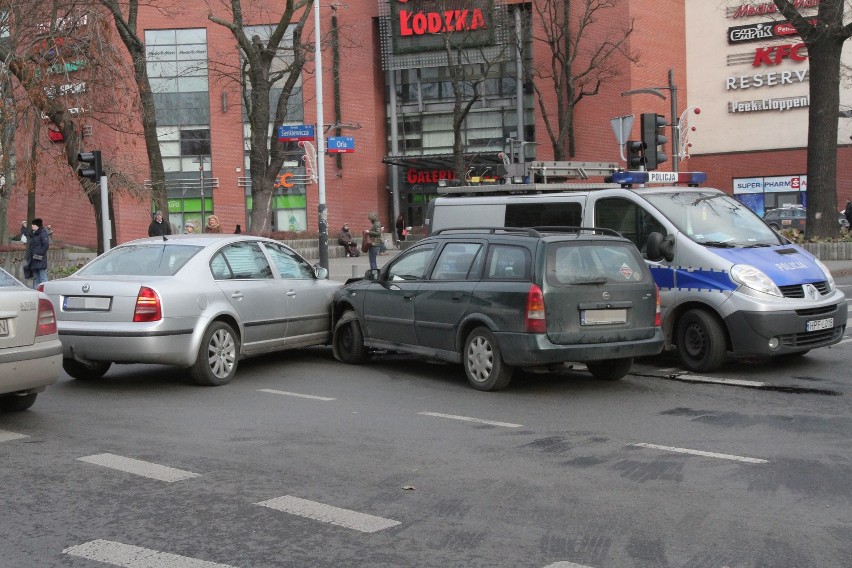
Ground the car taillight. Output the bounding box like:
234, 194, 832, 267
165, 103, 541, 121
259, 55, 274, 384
36, 298, 57, 336
37, 283, 45, 292
133, 286, 162, 322
525, 284, 546, 333
654, 285, 661, 327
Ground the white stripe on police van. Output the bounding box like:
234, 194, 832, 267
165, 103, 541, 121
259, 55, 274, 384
418, 411, 523, 428
63, 539, 236, 568
632, 443, 768, 464
257, 389, 335, 401
543, 563, 598, 568
77, 453, 201, 482
678, 374, 766, 388
256, 495, 400, 533
0, 429, 28, 443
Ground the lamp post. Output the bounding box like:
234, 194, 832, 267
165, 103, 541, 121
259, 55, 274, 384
621, 69, 680, 172
193, 155, 208, 230
314, 0, 329, 270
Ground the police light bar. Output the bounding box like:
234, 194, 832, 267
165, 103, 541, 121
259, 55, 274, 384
609, 171, 707, 186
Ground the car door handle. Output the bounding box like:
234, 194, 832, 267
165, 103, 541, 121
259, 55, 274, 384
451, 293, 463, 301
403, 292, 415, 300
231, 292, 243, 300
286, 290, 297, 297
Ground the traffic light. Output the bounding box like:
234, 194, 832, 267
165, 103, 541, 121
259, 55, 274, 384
77, 150, 102, 182
626, 140, 645, 170
641, 113, 668, 170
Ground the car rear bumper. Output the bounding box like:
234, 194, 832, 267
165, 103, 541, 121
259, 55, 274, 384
58, 328, 197, 367
0, 339, 63, 393
495, 328, 665, 366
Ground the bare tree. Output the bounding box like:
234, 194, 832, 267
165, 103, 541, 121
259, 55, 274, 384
208, 0, 312, 235
772, 0, 852, 239
0, 55, 16, 245
528, 0, 636, 159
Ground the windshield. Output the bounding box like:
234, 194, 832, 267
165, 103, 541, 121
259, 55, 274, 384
78, 244, 203, 276
644, 191, 782, 247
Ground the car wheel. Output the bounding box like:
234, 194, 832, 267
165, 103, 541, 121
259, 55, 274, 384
191, 321, 239, 386
675, 309, 727, 372
333, 314, 368, 364
63, 359, 112, 380
0, 393, 38, 412
463, 327, 513, 391
587, 357, 633, 381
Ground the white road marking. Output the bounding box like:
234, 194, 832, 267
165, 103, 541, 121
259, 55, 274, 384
676, 374, 767, 388
418, 411, 523, 428
256, 495, 400, 533
632, 443, 768, 464
543, 563, 598, 568
77, 453, 201, 482
257, 389, 335, 401
63, 539, 237, 568
0, 429, 28, 443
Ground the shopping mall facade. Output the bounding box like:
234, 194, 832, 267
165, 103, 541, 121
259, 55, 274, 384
8, 0, 851, 248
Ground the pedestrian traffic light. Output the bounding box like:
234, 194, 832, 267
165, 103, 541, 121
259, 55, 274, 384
77, 150, 102, 182
640, 113, 668, 170
626, 140, 645, 170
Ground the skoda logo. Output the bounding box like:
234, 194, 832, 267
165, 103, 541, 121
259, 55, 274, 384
82, 284, 90, 294
602, 291, 611, 300
803, 283, 819, 301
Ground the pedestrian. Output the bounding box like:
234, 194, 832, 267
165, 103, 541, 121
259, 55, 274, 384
234, 224, 242, 234
845, 201, 852, 227
337, 223, 360, 257
148, 210, 172, 237
19, 221, 28, 244
184, 222, 196, 234
367, 211, 383, 270
395, 213, 406, 246
205, 214, 222, 233
26, 218, 50, 289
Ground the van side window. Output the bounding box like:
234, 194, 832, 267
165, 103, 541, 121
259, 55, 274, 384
505, 202, 582, 228
595, 198, 666, 257
486, 245, 529, 280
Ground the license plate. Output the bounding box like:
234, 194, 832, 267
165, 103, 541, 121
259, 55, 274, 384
581, 309, 627, 325
63, 296, 112, 311
806, 317, 833, 332
0, 318, 7, 337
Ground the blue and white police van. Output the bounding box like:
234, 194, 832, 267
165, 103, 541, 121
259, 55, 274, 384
425, 167, 847, 372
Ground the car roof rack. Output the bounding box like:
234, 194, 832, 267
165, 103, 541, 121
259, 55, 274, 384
430, 226, 623, 238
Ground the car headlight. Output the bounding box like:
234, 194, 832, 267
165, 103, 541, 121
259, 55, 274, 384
812, 257, 836, 292
730, 264, 782, 297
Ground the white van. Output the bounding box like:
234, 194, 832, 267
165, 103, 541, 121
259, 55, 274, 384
425, 172, 847, 372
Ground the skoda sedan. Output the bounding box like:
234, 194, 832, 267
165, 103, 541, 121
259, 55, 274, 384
0, 267, 62, 411
41, 235, 341, 386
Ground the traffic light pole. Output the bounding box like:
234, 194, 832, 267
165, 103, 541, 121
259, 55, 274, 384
100, 175, 111, 253
620, 68, 680, 172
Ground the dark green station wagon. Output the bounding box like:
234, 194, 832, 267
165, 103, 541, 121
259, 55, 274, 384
331, 228, 664, 391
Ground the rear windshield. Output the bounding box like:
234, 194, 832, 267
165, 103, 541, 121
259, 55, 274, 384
0, 268, 25, 288
546, 242, 648, 286
77, 244, 203, 277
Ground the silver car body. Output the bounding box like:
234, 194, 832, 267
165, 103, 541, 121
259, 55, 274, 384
0, 268, 62, 407
41, 235, 341, 381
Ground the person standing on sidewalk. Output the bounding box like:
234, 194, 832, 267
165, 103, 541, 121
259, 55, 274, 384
844, 201, 852, 228
27, 218, 50, 289
367, 211, 383, 270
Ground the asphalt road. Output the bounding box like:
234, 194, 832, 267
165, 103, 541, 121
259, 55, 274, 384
1, 278, 851, 568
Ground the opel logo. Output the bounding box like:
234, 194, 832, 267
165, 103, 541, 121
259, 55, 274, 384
82, 284, 90, 294
602, 291, 611, 300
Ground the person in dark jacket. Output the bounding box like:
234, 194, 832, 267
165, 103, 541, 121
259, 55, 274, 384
148, 210, 172, 237
845, 201, 852, 227
26, 218, 50, 289
337, 224, 360, 257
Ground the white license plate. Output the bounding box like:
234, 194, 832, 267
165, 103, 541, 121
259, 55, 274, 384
63, 296, 112, 311
0, 318, 7, 337
581, 309, 627, 325
806, 317, 833, 332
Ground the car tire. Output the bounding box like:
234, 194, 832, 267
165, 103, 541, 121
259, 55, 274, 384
63, 359, 112, 380
0, 393, 38, 412
675, 309, 727, 372
333, 313, 368, 364
463, 327, 513, 391
587, 357, 633, 381
191, 321, 239, 386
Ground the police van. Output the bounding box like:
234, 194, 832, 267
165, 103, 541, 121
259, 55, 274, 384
424, 164, 847, 372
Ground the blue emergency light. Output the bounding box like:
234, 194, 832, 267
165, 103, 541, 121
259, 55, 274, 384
609, 171, 707, 186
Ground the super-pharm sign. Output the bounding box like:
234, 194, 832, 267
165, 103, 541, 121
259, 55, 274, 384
391, 0, 495, 54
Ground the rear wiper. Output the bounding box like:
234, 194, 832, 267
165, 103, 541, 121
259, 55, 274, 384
700, 240, 735, 248
571, 277, 608, 285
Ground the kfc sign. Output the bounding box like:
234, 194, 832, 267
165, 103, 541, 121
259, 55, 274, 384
753, 43, 807, 66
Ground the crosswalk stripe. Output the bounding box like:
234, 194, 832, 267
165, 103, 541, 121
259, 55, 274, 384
63, 539, 236, 568
256, 495, 400, 533
77, 453, 201, 482
0, 429, 28, 443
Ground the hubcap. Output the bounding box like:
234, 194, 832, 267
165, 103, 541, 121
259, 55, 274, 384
466, 336, 493, 383
208, 329, 236, 379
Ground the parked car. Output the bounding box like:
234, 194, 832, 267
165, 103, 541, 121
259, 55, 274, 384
40, 235, 341, 386
763, 206, 850, 231
0, 267, 62, 411
331, 227, 664, 391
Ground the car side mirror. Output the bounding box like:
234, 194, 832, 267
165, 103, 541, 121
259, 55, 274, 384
365, 268, 380, 281
646, 232, 675, 262
314, 266, 329, 280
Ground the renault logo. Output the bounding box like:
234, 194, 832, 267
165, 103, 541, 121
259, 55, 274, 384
82, 284, 90, 294
803, 283, 819, 301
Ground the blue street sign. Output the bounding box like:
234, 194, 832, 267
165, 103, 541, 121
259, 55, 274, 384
277, 124, 315, 141
327, 136, 355, 154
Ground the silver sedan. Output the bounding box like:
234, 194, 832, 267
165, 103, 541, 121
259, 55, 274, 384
41, 235, 342, 386
0, 267, 62, 411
